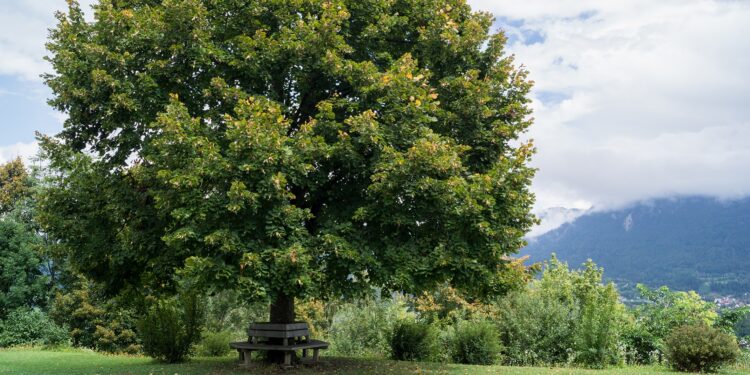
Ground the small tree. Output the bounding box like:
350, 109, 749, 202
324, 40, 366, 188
0, 158, 32, 215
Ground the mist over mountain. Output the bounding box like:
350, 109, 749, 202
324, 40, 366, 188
523, 196, 750, 298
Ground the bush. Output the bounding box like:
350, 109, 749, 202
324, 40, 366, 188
0, 308, 68, 347
450, 320, 501, 365
389, 320, 438, 361
495, 257, 625, 368
572, 277, 624, 368
198, 330, 233, 357
664, 324, 740, 373
621, 321, 659, 365
328, 296, 413, 358
50, 278, 140, 353
137, 293, 205, 363
495, 290, 574, 366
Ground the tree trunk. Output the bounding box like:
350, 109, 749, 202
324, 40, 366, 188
266, 293, 296, 364
270, 293, 295, 323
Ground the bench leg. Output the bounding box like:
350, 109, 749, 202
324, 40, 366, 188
284, 352, 292, 367
313, 349, 319, 362
244, 350, 253, 366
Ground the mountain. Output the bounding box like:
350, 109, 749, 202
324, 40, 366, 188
523, 196, 750, 298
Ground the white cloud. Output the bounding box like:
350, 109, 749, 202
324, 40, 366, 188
467, 0, 750, 216
0, 0, 96, 81
0, 141, 39, 164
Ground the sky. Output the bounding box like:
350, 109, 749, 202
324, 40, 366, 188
1, 0, 749, 234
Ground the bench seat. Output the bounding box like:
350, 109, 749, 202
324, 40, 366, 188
230, 339, 329, 367
230, 339, 329, 351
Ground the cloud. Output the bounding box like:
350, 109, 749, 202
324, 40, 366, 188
467, 0, 750, 214
0, 141, 39, 164
0, 1, 96, 81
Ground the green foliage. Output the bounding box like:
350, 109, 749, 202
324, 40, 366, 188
0, 158, 32, 215
137, 293, 205, 363
197, 330, 233, 357
389, 320, 438, 361
0, 218, 49, 318
41, 0, 537, 312
736, 314, 750, 338
0, 308, 68, 347
50, 278, 139, 353
296, 298, 333, 339
495, 257, 625, 367
620, 321, 659, 365
716, 307, 750, 335
450, 320, 501, 365
664, 324, 740, 373
572, 267, 623, 367
203, 290, 267, 335
736, 350, 750, 371
328, 297, 413, 358
495, 289, 574, 365
633, 284, 718, 358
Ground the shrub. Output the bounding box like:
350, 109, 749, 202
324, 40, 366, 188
495, 290, 574, 366
736, 350, 750, 371
389, 320, 438, 361
198, 330, 233, 357
635, 285, 718, 345
137, 293, 204, 363
50, 278, 140, 353
572, 275, 624, 368
495, 257, 625, 368
621, 321, 659, 365
328, 297, 413, 358
664, 324, 740, 373
413, 284, 498, 327
296, 298, 331, 339
450, 320, 501, 365
0, 308, 68, 347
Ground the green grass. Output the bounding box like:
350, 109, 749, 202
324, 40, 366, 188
0, 348, 748, 375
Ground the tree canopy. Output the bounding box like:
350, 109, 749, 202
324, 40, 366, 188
40, 0, 537, 319
0, 158, 32, 215
0, 159, 48, 318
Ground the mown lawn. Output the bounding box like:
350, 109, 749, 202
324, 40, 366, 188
0, 348, 748, 375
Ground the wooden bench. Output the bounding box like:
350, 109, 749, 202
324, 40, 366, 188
229, 322, 329, 367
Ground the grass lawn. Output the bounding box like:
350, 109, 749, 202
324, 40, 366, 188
0, 348, 748, 375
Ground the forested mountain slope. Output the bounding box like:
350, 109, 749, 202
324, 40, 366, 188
523, 197, 750, 297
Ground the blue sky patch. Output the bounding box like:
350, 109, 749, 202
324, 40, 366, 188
0, 76, 61, 145
494, 17, 545, 46
536, 91, 572, 106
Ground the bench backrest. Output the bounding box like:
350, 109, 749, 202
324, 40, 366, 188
248, 322, 310, 339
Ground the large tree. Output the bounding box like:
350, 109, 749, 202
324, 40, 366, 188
40, 0, 536, 326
